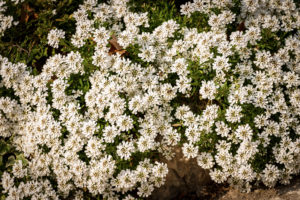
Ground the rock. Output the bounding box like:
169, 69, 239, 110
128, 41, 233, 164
149, 144, 300, 200
276, 177, 300, 200
219, 177, 300, 200
149, 146, 211, 200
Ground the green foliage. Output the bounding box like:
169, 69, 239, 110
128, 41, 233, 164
0, 0, 81, 68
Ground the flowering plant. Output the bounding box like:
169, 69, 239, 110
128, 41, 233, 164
0, 0, 299, 199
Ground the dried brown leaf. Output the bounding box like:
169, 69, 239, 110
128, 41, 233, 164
109, 34, 123, 50
20, 3, 38, 23
237, 21, 245, 31
172, 123, 182, 127
108, 34, 128, 56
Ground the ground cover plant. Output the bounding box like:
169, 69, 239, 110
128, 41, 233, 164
0, 0, 299, 199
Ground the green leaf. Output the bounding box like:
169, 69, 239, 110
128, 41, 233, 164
0, 140, 11, 155
16, 154, 28, 166
5, 155, 15, 168
43, 47, 48, 56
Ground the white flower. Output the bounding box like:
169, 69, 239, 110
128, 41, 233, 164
152, 162, 168, 178
202, 104, 219, 121
103, 125, 120, 143
12, 160, 27, 178
254, 50, 272, 69
199, 80, 218, 100
135, 166, 149, 183
85, 137, 105, 158
175, 105, 190, 120
215, 121, 231, 137
283, 72, 299, 88
225, 105, 243, 123
116, 115, 134, 132
128, 95, 144, 114
117, 141, 135, 160
238, 164, 256, 182
235, 124, 253, 141
92, 51, 111, 69
82, 120, 97, 138
210, 169, 228, 183
262, 164, 280, 187
185, 126, 201, 143
137, 136, 156, 152
289, 89, 300, 108
182, 142, 198, 159
138, 45, 156, 62
137, 183, 154, 197
137, 32, 154, 46
47, 28, 65, 48
180, 2, 193, 17
160, 83, 177, 102
176, 75, 192, 94
197, 152, 214, 169
171, 58, 188, 75
93, 27, 110, 44
1, 172, 14, 192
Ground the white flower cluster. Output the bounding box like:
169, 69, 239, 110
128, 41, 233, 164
0, 0, 170, 199
0, 1, 13, 37
0, 0, 299, 199
47, 28, 65, 49
178, 0, 300, 192
11, 0, 25, 4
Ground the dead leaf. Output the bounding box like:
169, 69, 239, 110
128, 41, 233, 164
55, 18, 65, 22
108, 34, 128, 56
115, 49, 127, 55
109, 34, 123, 50
21, 4, 31, 23
48, 75, 57, 84
172, 123, 182, 127
20, 3, 38, 23
237, 21, 245, 32
33, 13, 38, 19
20, 4, 29, 23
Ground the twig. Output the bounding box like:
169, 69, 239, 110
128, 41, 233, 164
3, 43, 29, 54
12, 44, 29, 54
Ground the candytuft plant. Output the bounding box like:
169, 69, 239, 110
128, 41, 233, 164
0, 0, 299, 199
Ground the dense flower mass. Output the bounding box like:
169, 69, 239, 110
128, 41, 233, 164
0, 0, 300, 199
